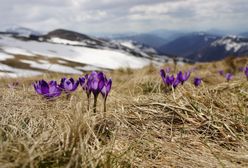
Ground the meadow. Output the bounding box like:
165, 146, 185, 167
0, 57, 248, 168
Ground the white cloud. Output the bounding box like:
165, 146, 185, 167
0, 0, 247, 33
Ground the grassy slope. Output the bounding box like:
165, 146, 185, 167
0, 57, 248, 168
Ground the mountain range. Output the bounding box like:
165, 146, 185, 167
111, 31, 248, 62
0, 26, 247, 77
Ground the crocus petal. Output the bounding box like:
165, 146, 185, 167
98, 79, 105, 91
64, 79, 73, 90
79, 77, 85, 86
97, 72, 104, 80
33, 82, 42, 94
71, 80, 79, 91
91, 79, 98, 90
69, 78, 75, 85
101, 86, 107, 97
47, 85, 61, 98
166, 75, 174, 86
177, 71, 183, 82
160, 69, 166, 79
59, 78, 66, 89
184, 71, 191, 81
106, 79, 112, 94
173, 78, 181, 88
245, 67, 248, 77
40, 80, 49, 95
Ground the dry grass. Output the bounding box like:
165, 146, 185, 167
0, 57, 248, 167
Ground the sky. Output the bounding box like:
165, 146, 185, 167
0, 0, 248, 34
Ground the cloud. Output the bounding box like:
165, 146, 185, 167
0, 0, 247, 33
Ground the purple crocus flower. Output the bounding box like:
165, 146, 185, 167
165, 75, 175, 86
160, 69, 176, 87
87, 71, 105, 112
79, 74, 92, 110
160, 68, 170, 83
59, 77, 79, 93
160, 69, 166, 83
245, 66, 248, 79
160, 68, 170, 82
81, 74, 91, 96
225, 73, 233, 82
172, 78, 181, 88
101, 78, 112, 98
194, 77, 202, 87
33, 80, 61, 99
218, 70, 224, 76
101, 78, 112, 112
89, 71, 105, 97
177, 71, 191, 84
160, 69, 183, 89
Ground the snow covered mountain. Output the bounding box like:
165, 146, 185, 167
158, 32, 220, 57
189, 36, 248, 61
158, 33, 248, 62
0, 29, 172, 77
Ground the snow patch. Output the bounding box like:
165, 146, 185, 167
75, 65, 102, 71
0, 63, 42, 77
0, 35, 151, 70
2, 47, 34, 56
212, 37, 248, 52
119, 41, 136, 49
0, 52, 14, 60
48, 37, 86, 46
20, 60, 82, 74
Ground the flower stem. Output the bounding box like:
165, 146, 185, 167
172, 86, 176, 100
93, 95, 98, 113
66, 93, 71, 100
103, 97, 107, 113
87, 94, 90, 111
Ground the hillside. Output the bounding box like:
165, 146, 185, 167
0, 57, 248, 167
157, 33, 220, 58
0, 29, 174, 77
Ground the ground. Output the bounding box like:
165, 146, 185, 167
0, 57, 248, 168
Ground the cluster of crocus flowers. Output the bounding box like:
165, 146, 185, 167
160, 68, 191, 89
33, 71, 112, 113
218, 70, 233, 82
80, 71, 112, 113
33, 78, 79, 99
